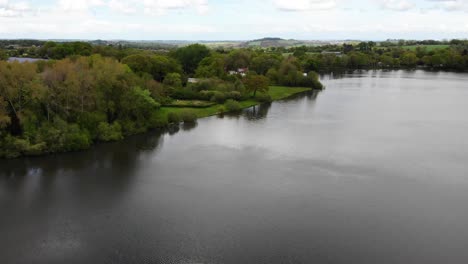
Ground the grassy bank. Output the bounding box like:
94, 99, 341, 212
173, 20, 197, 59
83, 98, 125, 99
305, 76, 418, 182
156, 86, 312, 120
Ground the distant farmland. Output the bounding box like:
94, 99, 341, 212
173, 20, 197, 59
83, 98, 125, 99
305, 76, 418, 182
402, 45, 449, 51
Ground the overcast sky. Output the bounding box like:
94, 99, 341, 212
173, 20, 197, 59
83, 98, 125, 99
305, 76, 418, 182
0, 0, 467, 40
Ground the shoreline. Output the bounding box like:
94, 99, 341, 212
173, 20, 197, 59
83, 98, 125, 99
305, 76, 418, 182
156, 86, 313, 121
2, 86, 314, 159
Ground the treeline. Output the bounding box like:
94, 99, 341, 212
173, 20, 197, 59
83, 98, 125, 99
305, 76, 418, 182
281, 39, 468, 54
0, 39, 45, 48
0, 43, 323, 158
292, 43, 468, 72
117, 45, 322, 103
4, 41, 143, 61
0, 56, 164, 158
379, 39, 465, 47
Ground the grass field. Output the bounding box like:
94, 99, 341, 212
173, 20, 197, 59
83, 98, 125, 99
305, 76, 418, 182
283, 51, 320, 57
268, 86, 311, 100
156, 86, 312, 120
402, 45, 449, 51
247, 41, 262, 47
163, 100, 216, 108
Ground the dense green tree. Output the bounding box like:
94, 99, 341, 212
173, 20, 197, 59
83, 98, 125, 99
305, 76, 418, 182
145, 79, 166, 101
302, 56, 320, 72
122, 54, 182, 82
379, 54, 395, 67
343, 44, 354, 54
38, 41, 93, 59
400, 52, 418, 67
0, 61, 42, 135
42, 59, 89, 118
347, 52, 372, 68
243, 73, 270, 97
121, 54, 153, 74
121, 87, 160, 128
251, 54, 281, 75
225, 49, 253, 70
150, 55, 183, 82
293, 46, 308, 58
358, 41, 376, 52
0, 97, 10, 129
195, 53, 227, 78
0, 49, 7, 61
171, 44, 211, 74
163, 73, 183, 88
97, 122, 123, 142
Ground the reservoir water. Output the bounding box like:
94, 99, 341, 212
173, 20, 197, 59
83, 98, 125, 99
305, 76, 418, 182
1, 70, 468, 264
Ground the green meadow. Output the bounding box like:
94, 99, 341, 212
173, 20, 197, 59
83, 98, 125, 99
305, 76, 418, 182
157, 86, 312, 120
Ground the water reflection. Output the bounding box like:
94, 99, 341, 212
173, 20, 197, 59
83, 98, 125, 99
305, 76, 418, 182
181, 122, 199, 132
0, 130, 163, 179
0, 131, 166, 200
244, 103, 272, 121
167, 124, 181, 135
0, 90, 322, 183
0, 90, 322, 200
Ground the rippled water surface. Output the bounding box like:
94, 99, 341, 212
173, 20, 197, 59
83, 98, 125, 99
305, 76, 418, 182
1, 70, 468, 264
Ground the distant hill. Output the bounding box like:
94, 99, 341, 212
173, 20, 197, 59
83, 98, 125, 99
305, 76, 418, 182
0, 38, 352, 50
251, 37, 284, 42
240, 37, 329, 48
103, 38, 346, 49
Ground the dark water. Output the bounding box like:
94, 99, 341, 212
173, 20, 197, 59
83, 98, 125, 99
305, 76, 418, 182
2, 70, 468, 264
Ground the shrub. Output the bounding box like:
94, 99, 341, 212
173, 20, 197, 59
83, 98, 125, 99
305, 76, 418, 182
120, 119, 139, 136
97, 122, 124, 142
148, 112, 169, 128
211, 92, 227, 104
167, 112, 181, 124
163, 73, 182, 88
12, 138, 30, 153
188, 78, 224, 92
171, 88, 198, 100
24, 143, 47, 156
217, 105, 226, 113
63, 124, 91, 151
256, 93, 273, 103
199, 90, 216, 101
309, 78, 324, 90
37, 119, 92, 152
77, 112, 107, 139
224, 99, 242, 112
188, 80, 213, 92
180, 110, 197, 123
227, 91, 242, 101
38, 123, 62, 153
0, 135, 25, 158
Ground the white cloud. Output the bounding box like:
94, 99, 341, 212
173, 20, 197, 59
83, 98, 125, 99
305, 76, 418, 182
1, 0, 468, 40
378, 0, 414, 11
274, 0, 337, 11
0, 0, 32, 17
57, 0, 105, 12
426, 0, 468, 11
142, 0, 210, 15
0, 0, 216, 39
0, 15, 217, 38
53, 0, 211, 16
107, 0, 137, 14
